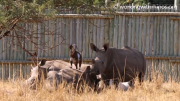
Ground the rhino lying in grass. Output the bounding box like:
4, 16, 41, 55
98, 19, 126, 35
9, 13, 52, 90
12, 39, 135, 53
25, 59, 99, 91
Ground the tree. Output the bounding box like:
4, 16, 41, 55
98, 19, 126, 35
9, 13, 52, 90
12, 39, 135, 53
0, 0, 106, 61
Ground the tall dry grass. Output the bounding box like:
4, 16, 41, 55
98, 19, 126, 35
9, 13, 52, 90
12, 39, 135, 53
0, 73, 180, 101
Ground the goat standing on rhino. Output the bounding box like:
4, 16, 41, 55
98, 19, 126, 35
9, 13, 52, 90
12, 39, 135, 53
69, 44, 82, 70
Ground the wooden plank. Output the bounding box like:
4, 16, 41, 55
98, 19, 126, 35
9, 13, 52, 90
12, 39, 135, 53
146, 17, 150, 55
153, 17, 157, 55
73, 18, 77, 44
170, 19, 174, 55
104, 19, 110, 44
82, 18, 86, 58
118, 15, 122, 49
113, 15, 118, 48
124, 16, 128, 46
58, 18, 62, 58
55, 19, 59, 58
92, 19, 97, 57
100, 19, 104, 48
0, 34, 2, 60
159, 16, 164, 55
121, 16, 125, 47
131, 16, 135, 48
69, 18, 73, 45
76, 18, 80, 49
163, 16, 167, 55
149, 17, 154, 55
0, 64, 1, 79
179, 21, 180, 56
65, 18, 70, 58
96, 19, 100, 48
135, 16, 139, 49
86, 19, 89, 58
127, 16, 132, 47
166, 16, 170, 55
174, 21, 178, 56
109, 18, 114, 47
44, 21, 49, 57
79, 19, 83, 53
89, 19, 93, 58
138, 16, 142, 52
142, 17, 147, 54
156, 16, 160, 55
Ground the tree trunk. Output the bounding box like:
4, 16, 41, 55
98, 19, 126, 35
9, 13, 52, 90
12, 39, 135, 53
105, 0, 111, 7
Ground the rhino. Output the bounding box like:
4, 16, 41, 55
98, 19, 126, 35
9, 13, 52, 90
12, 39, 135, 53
25, 59, 99, 91
90, 43, 146, 84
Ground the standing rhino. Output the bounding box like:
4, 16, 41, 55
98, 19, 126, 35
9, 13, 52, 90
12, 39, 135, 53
90, 43, 146, 84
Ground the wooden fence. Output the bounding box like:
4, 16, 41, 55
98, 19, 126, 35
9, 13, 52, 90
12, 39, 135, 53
0, 12, 180, 81
55, 5, 177, 14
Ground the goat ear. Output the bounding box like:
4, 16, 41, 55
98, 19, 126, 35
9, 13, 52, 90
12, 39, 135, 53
103, 43, 109, 51
69, 45, 73, 50
90, 43, 99, 52
39, 59, 46, 66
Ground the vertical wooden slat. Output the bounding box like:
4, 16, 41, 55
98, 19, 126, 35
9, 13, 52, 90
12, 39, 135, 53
61, 18, 65, 58
163, 17, 167, 55
92, 19, 97, 57
104, 19, 110, 44
76, 18, 80, 49
179, 21, 180, 56
135, 16, 139, 49
149, 17, 154, 55
170, 19, 174, 55
0, 64, 2, 80
118, 16, 122, 49
142, 17, 147, 54
86, 19, 89, 58
156, 16, 160, 55
138, 16, 142, 52
131, 16, 135, 48
121, 16, 125, 47
89, 19, 93, 58
113, 15, 118, 48
44, 21, 49, 57
153, 17, 157, 55
109, 18, 114, 47
82, 18, 86, 58
66, 18, 70, 58
146, 17, 150, 55
100, 19, 104, 47
127, 16, 132, 47
174, 21, 178, 56
70, 18, 73, 45
79, 19, 83, 53
58, 18, 62, 58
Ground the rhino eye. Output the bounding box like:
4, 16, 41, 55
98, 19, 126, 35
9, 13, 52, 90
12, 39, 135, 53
102, 61, 104, 64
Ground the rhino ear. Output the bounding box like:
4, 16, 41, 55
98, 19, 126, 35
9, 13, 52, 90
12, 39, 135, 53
90, 43, 99, 52
92, 59, 95, 64
39, 59, 47, 66
86, 66, 91, 71
103, 43, 109, 51
69, 45, 73, 50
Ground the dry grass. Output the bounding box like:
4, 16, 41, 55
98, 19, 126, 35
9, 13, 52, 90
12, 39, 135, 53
0, 75, 180, 101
